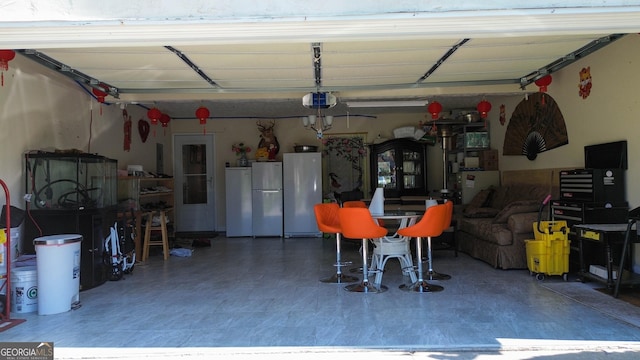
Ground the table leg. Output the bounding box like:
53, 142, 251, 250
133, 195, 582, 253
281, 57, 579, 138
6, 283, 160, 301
614, 220, 636, 298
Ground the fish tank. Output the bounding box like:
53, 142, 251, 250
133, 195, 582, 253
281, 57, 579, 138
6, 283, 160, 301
25, 151, 117, 209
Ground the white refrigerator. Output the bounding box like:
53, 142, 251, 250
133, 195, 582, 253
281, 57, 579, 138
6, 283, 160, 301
283, 152, 322, 237
225, 167, 253, 237
251, 162, 283, 237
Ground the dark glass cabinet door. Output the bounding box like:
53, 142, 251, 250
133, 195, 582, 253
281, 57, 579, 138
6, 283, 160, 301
369, 138, 427, 198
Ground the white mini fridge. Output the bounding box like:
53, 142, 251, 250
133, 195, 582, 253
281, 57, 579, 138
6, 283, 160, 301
251, 162, 283, 237
283, 152, 322, 237
225, 167, 253, 237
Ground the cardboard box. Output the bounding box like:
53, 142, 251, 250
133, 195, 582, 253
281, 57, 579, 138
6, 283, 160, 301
480, 149, 498, 162
465, 157, 480, 168
482, 159, 499, 170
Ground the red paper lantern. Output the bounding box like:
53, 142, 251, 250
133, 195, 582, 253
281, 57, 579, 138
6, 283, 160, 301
147, 107, 162, 125
534, 74, 552, 92
477, 100, 492, 119
159, 113, 171, 128
0, 50, 15, 71
427, 101, 442, 120
159, 113, 171, 135
92, 87, 108, 103
195, 106, 210, 125
0, 49, 16, 86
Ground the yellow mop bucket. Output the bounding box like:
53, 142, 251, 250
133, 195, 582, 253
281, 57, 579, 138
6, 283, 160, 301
525, 221, 570, 280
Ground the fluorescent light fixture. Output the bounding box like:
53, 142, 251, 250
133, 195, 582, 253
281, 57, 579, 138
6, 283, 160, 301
346, 100, 428, 108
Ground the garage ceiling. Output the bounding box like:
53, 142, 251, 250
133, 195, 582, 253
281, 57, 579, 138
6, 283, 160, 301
2, 2, 639, 119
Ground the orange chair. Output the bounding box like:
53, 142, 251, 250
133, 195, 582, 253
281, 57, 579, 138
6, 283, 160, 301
441, 200, 457, 256
342, 200, 367, 208
342, 200, 377, 274
313, 203, 359, 284
343, 200, 385, 226
338, 207, 388, 293
397, 204, 448, 292
421, 200, 453, 281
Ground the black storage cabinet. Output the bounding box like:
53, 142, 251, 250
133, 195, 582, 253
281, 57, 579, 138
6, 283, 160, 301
368, 138, 428, 198
23, 152, 117, 291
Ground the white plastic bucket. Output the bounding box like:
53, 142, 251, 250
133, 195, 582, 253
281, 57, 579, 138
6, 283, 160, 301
11, 266, 38, 313
34, 234, 82, 315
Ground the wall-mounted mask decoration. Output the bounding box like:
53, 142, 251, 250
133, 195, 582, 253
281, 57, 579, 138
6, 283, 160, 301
257, 120, 280, 157
579, 66, 592, 99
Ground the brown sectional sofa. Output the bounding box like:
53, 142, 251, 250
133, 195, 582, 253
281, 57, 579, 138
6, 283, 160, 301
456, 184, 551, 269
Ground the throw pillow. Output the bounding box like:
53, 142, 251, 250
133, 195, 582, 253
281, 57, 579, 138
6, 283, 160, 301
492, 200, 540, 223
463, 187, 494, 214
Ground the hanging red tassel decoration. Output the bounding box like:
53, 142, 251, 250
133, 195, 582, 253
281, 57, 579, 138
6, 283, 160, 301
534, 74, 552, 105
195, 106, 210, 134
0, 50, 16, 87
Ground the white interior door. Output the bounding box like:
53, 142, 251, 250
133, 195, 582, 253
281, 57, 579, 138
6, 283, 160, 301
173, 134, 216, 232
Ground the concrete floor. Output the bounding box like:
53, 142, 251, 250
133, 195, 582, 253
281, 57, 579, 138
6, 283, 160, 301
2, 235, 640, 359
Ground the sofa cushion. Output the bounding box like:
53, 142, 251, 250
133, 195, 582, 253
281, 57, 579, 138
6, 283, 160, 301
464, 188, 494, 211
463, 207, 500, 218
508, 212, 541, 234
458, 218, 513, 246
492, 200, 540, 223
489, 184, 548, 210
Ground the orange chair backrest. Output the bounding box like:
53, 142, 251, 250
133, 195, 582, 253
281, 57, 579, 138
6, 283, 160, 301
398, 203, 448, 238
342, 200, 385, 226
343, 200, 367, 208
338, 207, 388, 239
442, 200, 454, 230
313, 203, 341, 234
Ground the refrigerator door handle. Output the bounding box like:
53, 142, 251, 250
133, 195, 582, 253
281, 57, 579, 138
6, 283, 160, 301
259, 190, 280, 193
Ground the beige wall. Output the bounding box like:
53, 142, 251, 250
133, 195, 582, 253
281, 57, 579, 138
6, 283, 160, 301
171, 112, 430, 233
2, 34, 639, 265
0, 54, 168, 257
493, 34, 639, 205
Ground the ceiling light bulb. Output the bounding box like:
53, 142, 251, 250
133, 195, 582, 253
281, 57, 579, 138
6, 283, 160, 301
324, 115, 333, 126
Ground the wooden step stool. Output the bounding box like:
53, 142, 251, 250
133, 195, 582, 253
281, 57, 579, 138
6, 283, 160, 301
142, 210, 169, 261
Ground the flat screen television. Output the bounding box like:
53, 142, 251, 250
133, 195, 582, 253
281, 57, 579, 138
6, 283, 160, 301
584, 140, 627, 169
